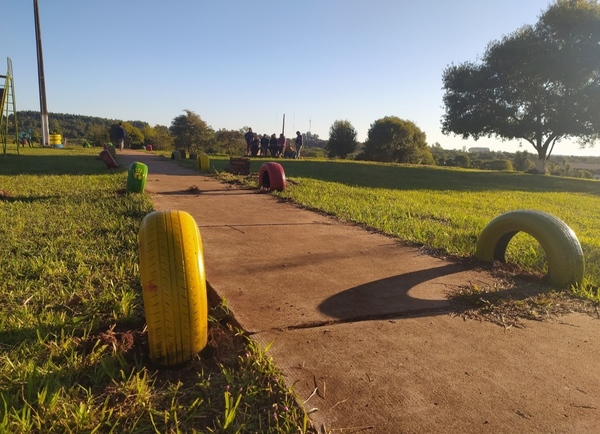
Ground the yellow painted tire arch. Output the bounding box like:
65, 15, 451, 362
138, 210, 208, 366
475, 210, 584, 287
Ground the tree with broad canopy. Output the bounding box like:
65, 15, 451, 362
441, 0, 600, 173
358, 116, 434, 164
169, 110, 214, 153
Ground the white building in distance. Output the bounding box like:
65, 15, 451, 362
468, 147, 490, 153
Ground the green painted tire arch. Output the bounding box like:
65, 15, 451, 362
475, 210, 584, 287
126, 161, 148, 193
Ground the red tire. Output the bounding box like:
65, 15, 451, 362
99, 149, 118, 168
258, 162, 286, 191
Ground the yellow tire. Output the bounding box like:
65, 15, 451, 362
198, 153, 210, 171
49, 134, 62, 145
475, 210, 584, 287
138, 210, 208, 366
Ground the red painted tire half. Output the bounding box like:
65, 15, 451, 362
107, 144, 117, 160
99, 149, 118, 168
258, 162, 286, 191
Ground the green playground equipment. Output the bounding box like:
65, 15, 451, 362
0, 57, 19, 156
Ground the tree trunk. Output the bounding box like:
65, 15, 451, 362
535, 157, 547, 174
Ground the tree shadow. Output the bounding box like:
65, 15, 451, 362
236, 159, 600, 195
0, 152, 122, 176
118, 153, 203, 176
0, 195, 62, 203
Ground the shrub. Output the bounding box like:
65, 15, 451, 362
481, 159, 514, 171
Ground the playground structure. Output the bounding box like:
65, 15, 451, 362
0, 57, 19, 155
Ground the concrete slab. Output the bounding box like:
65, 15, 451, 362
254, 313, 600, 433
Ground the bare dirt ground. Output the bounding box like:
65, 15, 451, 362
120, 151, 600, 434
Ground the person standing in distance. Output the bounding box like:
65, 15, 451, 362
250, 133, 261, 157
260, 134, 270, 156
116, 122, 127, 151
244, 128, 253, 155
294, 131, 303, 158
269, 133, 278, 157
276, 133, 286, 157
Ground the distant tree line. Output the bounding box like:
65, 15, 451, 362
7, 2, 600, 179
9, 110, 599, 179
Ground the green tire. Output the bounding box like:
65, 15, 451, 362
475, 210, 584, 287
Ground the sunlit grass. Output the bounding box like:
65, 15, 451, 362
0, 146, 311, 433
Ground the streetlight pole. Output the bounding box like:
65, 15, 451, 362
33, 0, 49, 147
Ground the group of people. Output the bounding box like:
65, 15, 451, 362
244, 128, 303, 159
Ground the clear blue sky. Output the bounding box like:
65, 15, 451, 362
2, 0, 597, 156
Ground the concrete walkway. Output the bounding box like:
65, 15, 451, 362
119, 151, 600, 434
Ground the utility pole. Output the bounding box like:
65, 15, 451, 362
33, 0, 49, 147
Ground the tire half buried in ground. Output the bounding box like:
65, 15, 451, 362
259, 162, 286, 191
138, 210, 208, 366
475, 209, 584, 287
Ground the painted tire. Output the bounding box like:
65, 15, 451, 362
126, 161, 148, 193
258, 162, 286, 191
475, 210, 584, 287
99, 149, 118, 168
198, 153, 210, 172
107, 144, 117, 159
138, 210, 208, 366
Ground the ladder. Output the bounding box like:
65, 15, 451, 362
0, 57, 19, 155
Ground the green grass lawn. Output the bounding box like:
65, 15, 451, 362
0, 147, 310, 433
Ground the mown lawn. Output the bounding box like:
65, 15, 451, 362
0, 147, 310, 433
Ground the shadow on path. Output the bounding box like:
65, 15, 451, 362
318, 262, 477, 321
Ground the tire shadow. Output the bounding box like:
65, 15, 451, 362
317, 262, 485, 321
